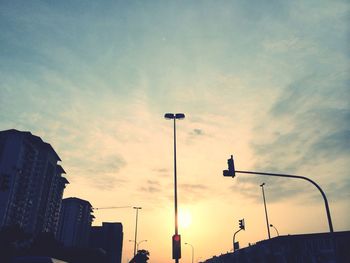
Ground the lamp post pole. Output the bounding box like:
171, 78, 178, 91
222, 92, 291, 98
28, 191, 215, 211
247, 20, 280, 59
133, 207, 142, 257
165, 113, 185, 263
173, 117, 178, 239
260, 183, 271, 239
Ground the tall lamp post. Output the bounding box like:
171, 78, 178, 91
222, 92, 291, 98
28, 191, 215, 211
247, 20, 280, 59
133, 206, 142, 257
260, 183, 271, 239
164, 113, 185, 263
185, 242, 194, 263
270, 224, 279, 236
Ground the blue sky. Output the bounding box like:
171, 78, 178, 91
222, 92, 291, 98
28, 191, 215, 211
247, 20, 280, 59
1, 0, 349, 262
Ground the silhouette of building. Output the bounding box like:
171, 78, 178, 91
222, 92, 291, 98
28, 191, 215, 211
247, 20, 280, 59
0, 129, 68, 235
90, 222, 123, 263
57, 197, 94, 247
203, 231, 350, 263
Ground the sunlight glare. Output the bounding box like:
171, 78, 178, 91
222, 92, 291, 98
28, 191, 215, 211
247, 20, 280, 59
179, 210, 192, 229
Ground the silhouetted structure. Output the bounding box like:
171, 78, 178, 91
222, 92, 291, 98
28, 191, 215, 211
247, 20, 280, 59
57, 197, 94, 248
129, 249, 149, 263
0, 129, 68, 235
12, 256, 68, 262
204, 231, 350, 263
90, 222, 123, 263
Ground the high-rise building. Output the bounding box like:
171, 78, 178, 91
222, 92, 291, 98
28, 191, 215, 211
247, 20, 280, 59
90, 222, 123, 263
57, 197, 94, 248
0, 129, 68, 235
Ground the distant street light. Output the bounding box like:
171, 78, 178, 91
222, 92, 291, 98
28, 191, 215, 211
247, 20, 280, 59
270, 224, 280, 236
133, 207, 142, 257
164, 113, 185, 263
137, 239, 147, 250
260, 183, 271, 239
185, 242, 194, 263
129, 239, 148, 251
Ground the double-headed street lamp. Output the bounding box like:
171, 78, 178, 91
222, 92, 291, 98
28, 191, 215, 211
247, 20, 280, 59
133, 207, 142, 257
164, 113, 185, 263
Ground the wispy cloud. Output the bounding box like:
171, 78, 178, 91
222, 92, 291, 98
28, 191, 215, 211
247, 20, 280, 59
239, 71, 350, 203
179, 183, 210, 203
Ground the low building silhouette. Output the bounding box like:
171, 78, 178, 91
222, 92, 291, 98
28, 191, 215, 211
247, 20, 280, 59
90, 222, 123, 263
203, 231, 350, 263
0, 129, 68, 235
57, 197, 94, 247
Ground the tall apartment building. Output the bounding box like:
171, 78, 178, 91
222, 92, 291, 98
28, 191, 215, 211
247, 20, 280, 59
90, 222, 123, 263
0, 129, 68, 235
57, 197, 94, 247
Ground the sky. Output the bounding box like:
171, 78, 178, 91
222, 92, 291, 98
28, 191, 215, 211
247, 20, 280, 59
1, 0, 349, 262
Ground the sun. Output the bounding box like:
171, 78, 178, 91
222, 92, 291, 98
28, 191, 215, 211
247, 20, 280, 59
179, 210, 192, 229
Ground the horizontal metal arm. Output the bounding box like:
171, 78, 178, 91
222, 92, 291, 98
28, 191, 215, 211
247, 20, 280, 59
235, 170, 333, 233
93, 206, 132, 210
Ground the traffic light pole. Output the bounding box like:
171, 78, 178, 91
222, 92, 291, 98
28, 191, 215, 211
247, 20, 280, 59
235, 170, 334, 233
232, 229, 242, 252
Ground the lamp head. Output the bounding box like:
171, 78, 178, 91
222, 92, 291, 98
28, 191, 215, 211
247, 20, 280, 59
164, 113, 175, 119
175, 113, 185, 119
164, 113, 185, 119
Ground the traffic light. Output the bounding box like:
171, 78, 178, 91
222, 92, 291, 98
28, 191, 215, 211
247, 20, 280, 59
239, 219, 245, 230
172, 234, 181, 259
223, 155, 235, 177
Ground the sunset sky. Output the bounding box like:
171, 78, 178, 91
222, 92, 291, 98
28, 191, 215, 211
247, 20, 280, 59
1, 0, 349, 262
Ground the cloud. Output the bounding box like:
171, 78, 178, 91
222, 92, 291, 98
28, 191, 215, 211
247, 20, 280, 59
178, 183, 210, 203
153, 168, 170, 178
190, 128, 205, 136
138, 179, 162, 194
85, 154, 126, 174
191, 129, 204, 135
86, 175, 127, 191
180, 183, 208, 191
241, 71, 350, 203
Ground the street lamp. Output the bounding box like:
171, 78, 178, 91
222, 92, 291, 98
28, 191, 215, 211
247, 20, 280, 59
185, 242, 194, 263
129, 239, 148, 251
270, 224, 280, 236
133, 207, 142, 257
260, 183, 271, 239
164, 112, 185, 263
137, 239, 147, 250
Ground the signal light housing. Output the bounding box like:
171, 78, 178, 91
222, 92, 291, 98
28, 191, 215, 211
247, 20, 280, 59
239, 218, 245, 230
223, 155, 235, 177
172, 234, 181, 259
